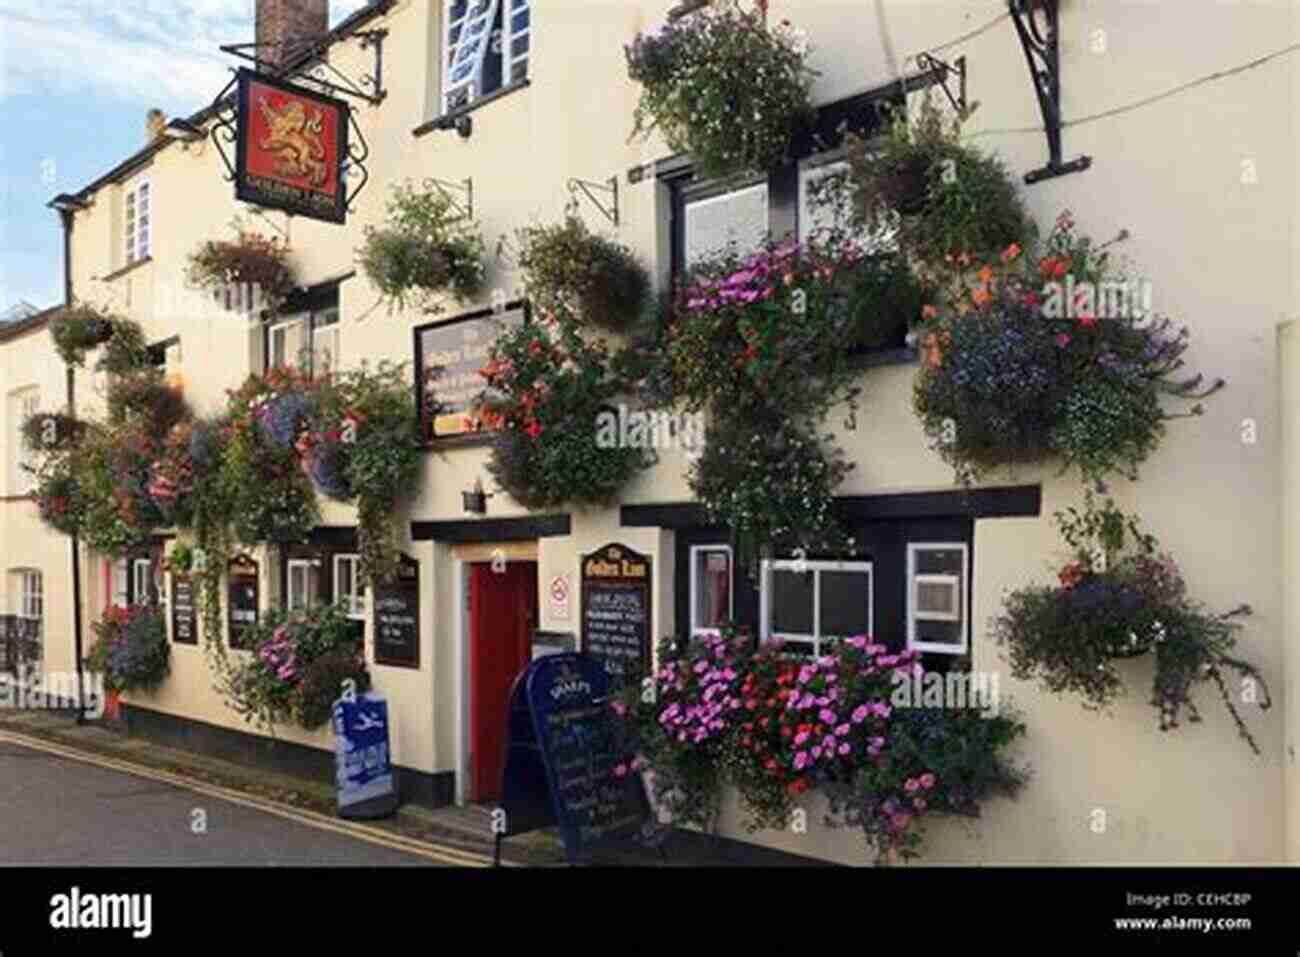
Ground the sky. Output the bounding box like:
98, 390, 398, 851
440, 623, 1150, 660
0, 0, 369, 312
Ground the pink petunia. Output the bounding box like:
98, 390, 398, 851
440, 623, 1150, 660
614, 764, 628, 778
920, 772, 936, 789
794, 752, 809, 770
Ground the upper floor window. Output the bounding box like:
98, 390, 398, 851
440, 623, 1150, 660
13, 569, 43, 622
443, 0, 530, 113
287, 558, 322, 611
124, 180, 151, 266
760, 559, 873, 657
7, 388, 39, 497
265, 287, 340, 376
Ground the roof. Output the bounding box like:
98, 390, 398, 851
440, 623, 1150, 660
56, 0, 394, 204
0, 305, 59, 344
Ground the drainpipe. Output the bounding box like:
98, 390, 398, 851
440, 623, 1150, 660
55, 204, 87, 725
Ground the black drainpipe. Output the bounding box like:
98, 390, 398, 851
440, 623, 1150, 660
56, 206, 87, 725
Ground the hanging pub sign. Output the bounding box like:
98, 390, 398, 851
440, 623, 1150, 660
171, 575, 197, 646
234, 68, 349, 224
414, 303, 528, 441
373, 554, 420, 669
228, 554, 260, 650
580, 543, 651, 690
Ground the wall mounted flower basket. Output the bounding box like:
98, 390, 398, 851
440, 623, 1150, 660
993, 492, 1271, 755
49, 303, 120, 367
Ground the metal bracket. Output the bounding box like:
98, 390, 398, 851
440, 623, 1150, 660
424, 177, 473, 220
1008, 0, 1092, 184
567, 176, 619, 226
914, 52, 967, 116
209, 72, 240, 183
343, 107, 372, 213
219, 27, 389, 106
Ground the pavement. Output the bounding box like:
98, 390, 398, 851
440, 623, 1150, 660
0, 709, 827, 868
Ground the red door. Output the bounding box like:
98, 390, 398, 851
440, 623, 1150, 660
470, 562, 537, 802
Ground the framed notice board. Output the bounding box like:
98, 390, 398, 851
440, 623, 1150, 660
373, 554, 420, 668
171, 575, 197, 645
580, 543, 651, 689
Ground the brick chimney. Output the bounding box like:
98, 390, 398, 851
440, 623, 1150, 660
256, 0, 330, 68
146, 108, 167, 143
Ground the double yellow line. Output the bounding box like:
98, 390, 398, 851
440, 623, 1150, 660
0, 729, 511, 868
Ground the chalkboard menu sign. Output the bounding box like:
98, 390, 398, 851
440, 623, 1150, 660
581, 543, 651, 689
416, 303, 527, 440
171, 575, 197, 645
374, 554, 419, 668
495, 653, 649, 864
228, 555, 259, 650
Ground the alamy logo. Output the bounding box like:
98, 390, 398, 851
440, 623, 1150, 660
595, 405, 704, 452
1041, 273, 1152, 320
0, 667, 105, 719
49, 887, 153, 939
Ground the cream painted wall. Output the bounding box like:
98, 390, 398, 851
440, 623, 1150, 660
1, 0, 1293, 863
1280, 322, 1300, 863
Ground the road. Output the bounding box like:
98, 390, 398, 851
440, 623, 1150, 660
0, 738, 443, 866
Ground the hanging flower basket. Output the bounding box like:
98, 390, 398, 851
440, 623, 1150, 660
86, 604, 170, 695
358, 181, 487, 314
187, 231, 297, 317
626, 1, 818, 179
992, 491, 1271, 755
49, 303, 119, 367
843, 94, 1030, 273
913, 213, 1225, 487
509, 213, 649, 332
20, 411, 85, 455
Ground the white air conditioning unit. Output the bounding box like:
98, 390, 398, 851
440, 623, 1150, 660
914, 573, 961, 622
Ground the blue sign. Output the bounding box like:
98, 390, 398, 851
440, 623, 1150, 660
332, 692, 397, 819
522, 653, 647, 861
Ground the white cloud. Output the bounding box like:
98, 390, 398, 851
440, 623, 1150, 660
0, 0, 372, 110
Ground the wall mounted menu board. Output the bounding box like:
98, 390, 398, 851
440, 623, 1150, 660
171, 575, 197, 645
580, 543, 651, 689
415, 302, 527, 440
228, 555, 259, 650
495, 652, 648, 864
374, 554, 419, 668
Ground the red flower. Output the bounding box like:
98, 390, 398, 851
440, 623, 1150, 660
525, 420, 543, 440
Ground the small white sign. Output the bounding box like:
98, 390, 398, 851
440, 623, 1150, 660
549, 574, 570, 620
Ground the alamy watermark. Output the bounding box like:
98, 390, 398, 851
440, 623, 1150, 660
890, 668, 1000, 714
595, 404, 705, 452
1041, 274, 1153, 320
0, 666, 106, 719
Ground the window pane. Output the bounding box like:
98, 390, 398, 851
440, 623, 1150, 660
511, 34, 528, 57
685, 183, 769, 266
510, 59, 528, 82
693, 549, 730, 630
770, 569, 813, 635
819, 570, 870, 638
511, 8, 529, 32
913, 546, 965, 650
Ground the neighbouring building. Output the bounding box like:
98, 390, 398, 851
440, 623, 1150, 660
3, 0, 1298, 865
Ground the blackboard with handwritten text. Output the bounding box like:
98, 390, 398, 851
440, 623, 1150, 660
171, 575, 197, 645
580, 544, 651, 690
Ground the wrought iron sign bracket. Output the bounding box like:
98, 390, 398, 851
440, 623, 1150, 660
209, 71, 240, 183
424, 177, 473, 220
914, 52, 967, 116
567, 176, 619, 226
219, 28, 389, 106
1008, 0, 1091, 184
343, 107, 372, 213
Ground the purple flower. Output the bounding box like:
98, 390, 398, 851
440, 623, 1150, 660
794, 752, 809, 770
819, 708, 837, 725
851, 705, 869, 724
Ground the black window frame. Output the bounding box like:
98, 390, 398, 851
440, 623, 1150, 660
262, 282, 343, 376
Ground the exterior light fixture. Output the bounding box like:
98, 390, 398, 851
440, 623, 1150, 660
163, 118, 207, 143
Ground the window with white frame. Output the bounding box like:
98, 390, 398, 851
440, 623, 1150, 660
443, 0, 530, 114
15, 570, 42, 623
309, 307, 340, 376
287, 558, 321, 611
133, 558, 154, 606
334, 554, 366, 619
760, 559, 873, 657
124, 180, 151, 266
268, 317, 297, 371
7, 388, 39, 496
690, 545, 732, 637
684, 180, 770, 268
907, 543, 969, 655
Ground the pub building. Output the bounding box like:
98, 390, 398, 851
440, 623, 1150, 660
3, 0, 1295, 867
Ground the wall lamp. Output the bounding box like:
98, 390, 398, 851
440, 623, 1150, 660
462, 478, 494, 515
163, 118, 207, 143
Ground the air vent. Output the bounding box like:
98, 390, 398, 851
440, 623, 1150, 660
914, 573, 961, 621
